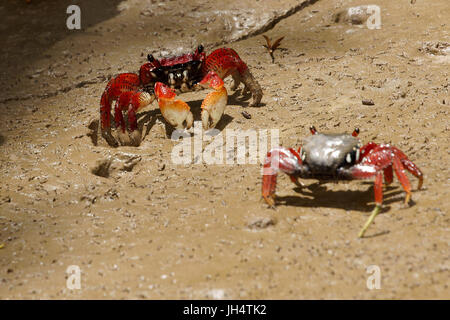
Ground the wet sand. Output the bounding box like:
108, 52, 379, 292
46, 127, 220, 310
0, 0, 448, 299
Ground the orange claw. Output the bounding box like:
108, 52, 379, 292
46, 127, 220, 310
202, 48, 262, 107
199, 71, 228, 129
154, 82, 193, 129
154, 82, 176, 99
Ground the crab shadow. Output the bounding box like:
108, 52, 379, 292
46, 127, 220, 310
123, 87, 261, 143
228, 90, 266, 108
126, 87, 259, 141
134, 109, 161, 139
275, 182, 413, 214
135, 99, 234, 140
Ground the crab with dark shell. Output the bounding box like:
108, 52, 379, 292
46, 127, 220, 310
99, 45, 263, 147
262, 126, 423, 238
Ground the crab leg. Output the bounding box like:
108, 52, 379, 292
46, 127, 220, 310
389, 146, 424, 190
154, 82, 193, 129
100, 91, 118, 147
114, 91, 134, 133
198, 71, 228, 129
262, 147, 304, 207
114, 100, 125, 132
392, 157, 412, 204
358, 171, 383, 238
230, 71, 242, 91
128, 92, 153, 132
390, 147, 423, 195
401, 158, 424, 190
114, 91, 154, 132
383, 166, 393, 185
100, 73, 142, 147
203, 48, 262, 107
289, 175, 304, 187
262, 172, 278, 207
355, 144, 423, 237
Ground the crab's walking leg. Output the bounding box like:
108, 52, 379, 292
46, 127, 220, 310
112, 91, 154, 146
199, 71, 228, 129
154, 82, 193, 130
115, 91, 155, 146
114, 91, 135, 133
262, 170, 278, 207
290, 175, 304, 187
262, 148, 304, 207
356, 144, 423, 237
392, 156, 412, 204
383, 166, 393, 185
100, 73, 142, 147
127, 92, 154, 132
230, 72, 241, 91
203, 48, 262, 107
100, 91, 119, 147
114, 100, 126, 133
401, 158, 424, 190
358, 171, 383, 238
115, 91, 154, 131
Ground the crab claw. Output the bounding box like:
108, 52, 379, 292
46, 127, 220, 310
155, 82, 193, 129
199, 71, 228, 129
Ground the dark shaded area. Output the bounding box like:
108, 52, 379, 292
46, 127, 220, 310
275, 183, 412, 212
87, 97, 237, 147
137, 109, 161, 141
271, 183, 418, 238
362, 230, 391, 238
0, 0, 123, 81
138, 99, 235, 140
228, 90, 253, 107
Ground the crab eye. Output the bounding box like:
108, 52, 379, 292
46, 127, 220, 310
345, 148, 360, 165
346, 153, 352, 164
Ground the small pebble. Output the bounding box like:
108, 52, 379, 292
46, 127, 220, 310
362, 99, 375, 105
242, 111, 252, 119
247, 217, 277, 229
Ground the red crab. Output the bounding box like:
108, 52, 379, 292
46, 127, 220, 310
262, 126, 423, 238
100, 45, 262, 146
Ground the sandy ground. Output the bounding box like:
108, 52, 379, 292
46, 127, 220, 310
0, 0, 449, 299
